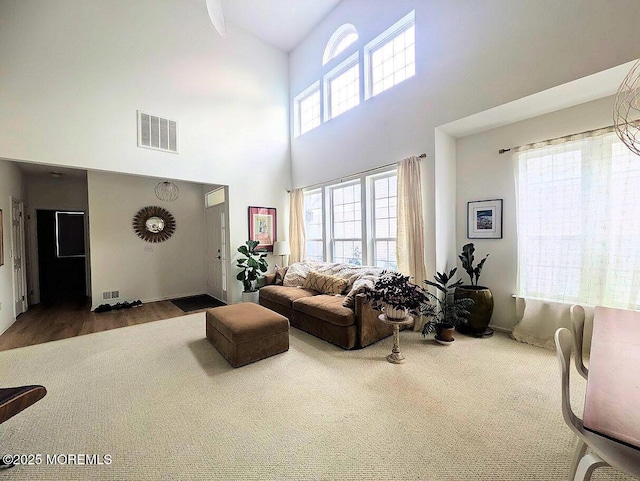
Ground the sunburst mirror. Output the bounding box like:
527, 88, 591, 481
132, 206, 176, 243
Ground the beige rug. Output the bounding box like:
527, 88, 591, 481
0, 313, 633, 480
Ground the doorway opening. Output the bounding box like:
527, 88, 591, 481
36, 210, 87, 305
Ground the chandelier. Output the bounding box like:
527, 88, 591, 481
613, 59, 640, 157
154, 181, 179, 202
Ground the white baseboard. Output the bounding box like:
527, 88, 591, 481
489, 324, 512, 334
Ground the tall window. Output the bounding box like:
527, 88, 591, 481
515, 129, 640, 309
364, 10, 415, 99
293, 82, 321, 137
371, 173, 397, 269
304, 189, 324, 261
302, 170, 398, 267
331, 182, 362, 264
324, 53, 360, 120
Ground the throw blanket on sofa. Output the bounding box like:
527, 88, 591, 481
283, 261, 384, 308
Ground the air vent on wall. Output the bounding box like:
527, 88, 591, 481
137, 110, 178, 154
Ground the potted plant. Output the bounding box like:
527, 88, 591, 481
236, 240, 268, 303
365, 271, 426, 320
455, 243, 494, 337
421, 268, 474, 345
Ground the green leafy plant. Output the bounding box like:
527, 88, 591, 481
365, 271, 426, 315
236, 240, 268, 292
421, 268, 474, 336
458, 243, 489, 286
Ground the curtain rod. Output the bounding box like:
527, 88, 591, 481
288, 153, 426, 193
498, 124, 615, 154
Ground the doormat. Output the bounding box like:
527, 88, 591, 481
170, 294, 225, 313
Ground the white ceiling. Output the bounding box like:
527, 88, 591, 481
220, 0, 343, 52
16, 161, 86, 179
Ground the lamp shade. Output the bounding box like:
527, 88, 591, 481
273, 241, 291, 256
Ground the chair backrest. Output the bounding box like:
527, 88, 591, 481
554, 328, 582, 434
570, 304, 589, 379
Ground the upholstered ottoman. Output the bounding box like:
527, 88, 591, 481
206, 303, 289, 368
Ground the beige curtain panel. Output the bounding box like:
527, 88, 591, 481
289, 189, 306, 264
396, 156, 428, 331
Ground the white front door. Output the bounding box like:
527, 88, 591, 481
11, 198, 28, 316
205, 203, 226, 302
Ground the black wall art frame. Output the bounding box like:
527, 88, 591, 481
467, 199, 503, 239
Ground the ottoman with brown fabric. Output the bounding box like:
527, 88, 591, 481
206, 302, 289, 368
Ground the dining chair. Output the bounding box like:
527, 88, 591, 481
569, 305, 589, 380
555, 328, 640, 481
0, 385, 47, 469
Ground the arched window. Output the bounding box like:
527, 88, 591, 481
323, 23, 358, 65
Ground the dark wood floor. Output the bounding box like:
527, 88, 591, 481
0, 298, 201, 352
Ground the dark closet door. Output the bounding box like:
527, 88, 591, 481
37, 210, 86, 304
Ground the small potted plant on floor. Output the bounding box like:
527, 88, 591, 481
365, 271, 426, 320
421, 268, 474, 345
236, 240, 268, 303
455, 243, 494, 337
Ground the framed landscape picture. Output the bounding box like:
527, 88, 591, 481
248, 206, 276, 252
467, 199, 503, 239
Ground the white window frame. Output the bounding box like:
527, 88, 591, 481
328, 180, 365, 265
323, 23, 358, 65
293, 81, 321, 138
364, 10, 415, 101
303, 188, 326, 262
369, 171, 398, 270
302, 168, 398, 267
323, 52, 360, 122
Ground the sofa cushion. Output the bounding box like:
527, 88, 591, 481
293, 295, 355, 327
274, 266, 288, 285
303, 271, 349, 295
259, 285, 316, 308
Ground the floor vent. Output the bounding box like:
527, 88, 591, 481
102, 292, 111, 300
137, 110, 178, 153
111, 290, 120, 299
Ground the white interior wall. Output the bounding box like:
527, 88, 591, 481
24, 173, 89, 305
0, 159, 25, 334
87, 172, 208, 309
455, 95, 618, 331
289, 0, 640, 271
0, 0, 290, 304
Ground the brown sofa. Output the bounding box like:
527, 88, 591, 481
259, 270, 397, 350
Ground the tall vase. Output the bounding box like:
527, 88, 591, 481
454, 286, 494, 336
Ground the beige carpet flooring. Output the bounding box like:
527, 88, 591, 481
0, 313, 634, 481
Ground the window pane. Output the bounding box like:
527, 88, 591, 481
369, 21, 415, 98
299, 89, 321, 135
331, 183, 362, 264
304, 190, 324, 261
329, 63, 360, 119
372, 175, 397, 269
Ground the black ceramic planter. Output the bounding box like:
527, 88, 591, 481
454, 286, 494, 336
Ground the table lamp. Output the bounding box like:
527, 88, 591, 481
273, 240, 291, 267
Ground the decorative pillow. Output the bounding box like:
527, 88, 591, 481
274, 267, 288, 286
303, 271, 349, 295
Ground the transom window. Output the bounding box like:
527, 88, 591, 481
303, 170, 398, 268
293, 82, 321, 137
365, 10, 415, 99
324, 53, 360, 120
323, 23, 358, 65
292, 10, 415, 136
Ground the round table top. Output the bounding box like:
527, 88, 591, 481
378, 313, 414, 326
